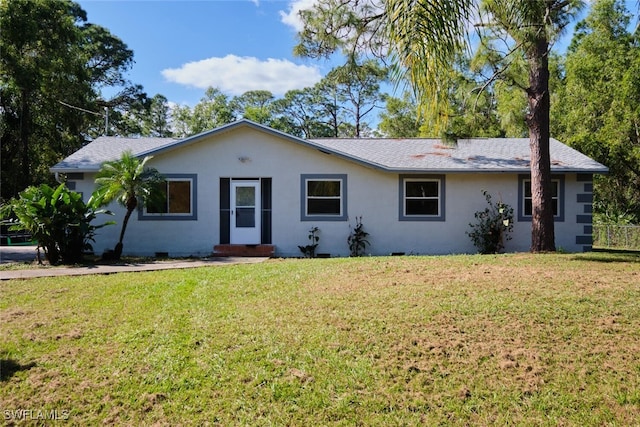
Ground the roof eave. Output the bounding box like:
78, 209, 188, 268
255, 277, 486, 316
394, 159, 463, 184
380, 167, 610, 174
135, 119, 327, 159
49, 166, 100, 174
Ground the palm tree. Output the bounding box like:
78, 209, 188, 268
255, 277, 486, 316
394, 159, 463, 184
295, 0, 584, 252
94, 151, 163, 259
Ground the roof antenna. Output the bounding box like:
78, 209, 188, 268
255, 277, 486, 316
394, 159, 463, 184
57, 100, 108, 135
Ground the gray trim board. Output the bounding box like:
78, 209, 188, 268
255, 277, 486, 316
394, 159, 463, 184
577, 193, 593, 203
576, 235, 593, 245
220, 178, 231, 244
576, 215, 592, 224
261, 178, 272, 244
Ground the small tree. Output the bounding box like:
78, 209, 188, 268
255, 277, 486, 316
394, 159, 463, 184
298, 226, 320, 258
0, 183, 112, 265
348, 216, 370, 257
467, 191, 514, 254
94, 151, 163, 260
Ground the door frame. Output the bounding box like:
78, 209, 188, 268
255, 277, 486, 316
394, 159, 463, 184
230, 180, 261, 244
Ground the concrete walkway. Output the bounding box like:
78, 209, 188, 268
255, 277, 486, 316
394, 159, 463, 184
0, 246, 268, 280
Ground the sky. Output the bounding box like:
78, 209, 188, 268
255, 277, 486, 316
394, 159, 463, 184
77, 0, 331, 107
76, 0, 639, 109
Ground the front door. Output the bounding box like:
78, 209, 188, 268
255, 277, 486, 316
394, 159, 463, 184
230, 180, 261, 244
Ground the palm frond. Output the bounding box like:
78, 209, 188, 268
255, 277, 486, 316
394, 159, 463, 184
386, 0, 476, 133
94, 151, 162, 208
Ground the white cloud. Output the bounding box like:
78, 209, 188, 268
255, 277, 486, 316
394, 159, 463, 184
279, 0, 317, 32
161, 55, 322, 96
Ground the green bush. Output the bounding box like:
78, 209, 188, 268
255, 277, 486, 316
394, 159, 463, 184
298, 226, 320, 258
348, 216, 370, 257
467, 190, 514, 254
1, 183, 113, 265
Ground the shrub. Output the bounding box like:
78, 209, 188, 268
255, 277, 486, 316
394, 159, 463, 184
298, 226, 320, 258
348, 216, 370, 257
467, 190, 514, 254
0, 183, 113, 265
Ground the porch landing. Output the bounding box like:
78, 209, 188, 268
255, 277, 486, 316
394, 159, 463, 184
213, 244, 275, 257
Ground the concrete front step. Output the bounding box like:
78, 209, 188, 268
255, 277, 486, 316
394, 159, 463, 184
213, 244, 275, 257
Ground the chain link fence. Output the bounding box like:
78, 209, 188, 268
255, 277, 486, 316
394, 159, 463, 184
593, 224, 640, 250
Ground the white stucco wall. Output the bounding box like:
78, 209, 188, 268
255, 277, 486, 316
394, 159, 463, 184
70, 127, 592, 257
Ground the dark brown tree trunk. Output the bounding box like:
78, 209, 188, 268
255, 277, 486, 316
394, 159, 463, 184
114, 196, 137, 259
20, 89, 30, 191
526, 36, 556, 252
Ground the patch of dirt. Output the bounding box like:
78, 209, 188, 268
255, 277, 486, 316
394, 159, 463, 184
141, 392, 167, 412
0, 308, 31, 323
55, 328, 83, 340
288, 368, 314, 384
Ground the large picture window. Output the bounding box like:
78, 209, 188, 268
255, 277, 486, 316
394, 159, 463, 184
300, 174, 347, 221
140, 174, 197, 221
399, 175, 445, 221
518, 175, 564, 222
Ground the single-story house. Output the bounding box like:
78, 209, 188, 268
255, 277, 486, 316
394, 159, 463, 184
51, 119, 608, 257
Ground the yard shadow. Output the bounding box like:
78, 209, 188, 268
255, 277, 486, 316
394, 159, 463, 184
572, 248, 640, 263
0, 358, 36, 381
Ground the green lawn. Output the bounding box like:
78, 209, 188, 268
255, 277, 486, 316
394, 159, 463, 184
1, 253, 639, 425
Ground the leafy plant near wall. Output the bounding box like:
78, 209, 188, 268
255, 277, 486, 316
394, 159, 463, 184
348, 216, 370, 257
298, 226, 320, 258
467, 191, 514, 254
0, 183, 113, 265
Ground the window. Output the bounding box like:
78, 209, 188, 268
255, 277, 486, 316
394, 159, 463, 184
518, 175, 564, 222
140, 174, 197, 221
399, 175, 445, 221
300, 174, 347, 221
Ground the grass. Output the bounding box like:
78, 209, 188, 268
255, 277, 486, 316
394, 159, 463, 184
0, 253, 161, 271
1, 252, 639, 425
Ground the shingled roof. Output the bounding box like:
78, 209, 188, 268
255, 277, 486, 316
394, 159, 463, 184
51, 136, 178, 172
51, 120, 608, 174
308, 137, 608, 173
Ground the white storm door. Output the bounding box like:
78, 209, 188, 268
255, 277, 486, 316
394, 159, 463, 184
230, 180, 261, 244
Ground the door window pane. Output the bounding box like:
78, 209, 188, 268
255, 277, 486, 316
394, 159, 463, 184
236, 207, 255, 227
236, 186, 255, 207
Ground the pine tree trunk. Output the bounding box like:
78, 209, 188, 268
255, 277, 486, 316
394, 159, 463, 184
526, 36, 556, 252
20, 89, 30, 191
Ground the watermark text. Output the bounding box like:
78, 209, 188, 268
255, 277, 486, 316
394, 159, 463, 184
4, 409, 70, 421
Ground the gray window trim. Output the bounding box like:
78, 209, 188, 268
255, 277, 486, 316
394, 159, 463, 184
399, 174, 446, 221
517, 174, 564, 222
139, 173, 198, 221
300, 174, 348, 221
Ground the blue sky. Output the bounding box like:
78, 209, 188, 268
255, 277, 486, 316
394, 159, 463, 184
77, 0, 330, 106
77, 0, 638, 109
